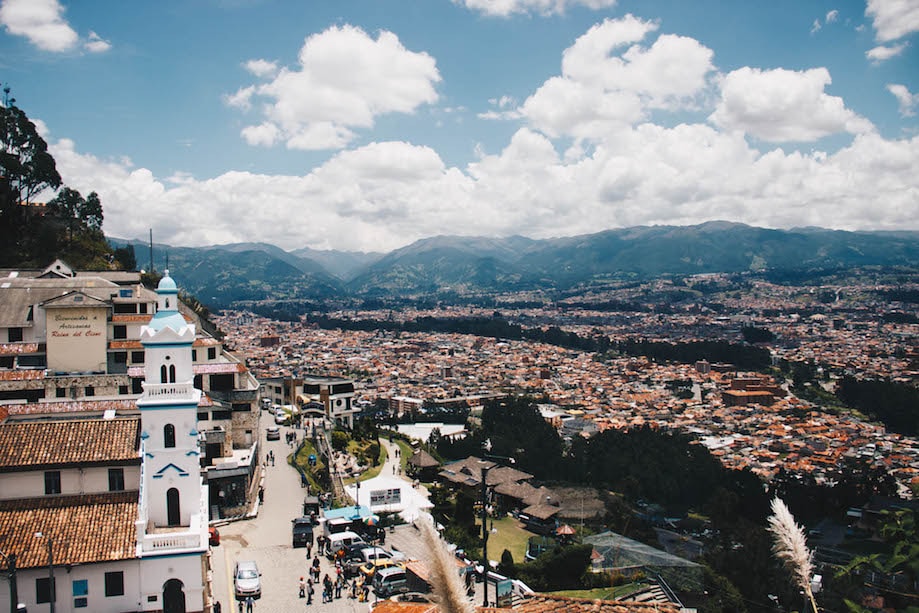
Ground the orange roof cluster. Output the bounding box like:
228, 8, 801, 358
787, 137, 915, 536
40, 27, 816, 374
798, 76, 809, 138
0, 417, 139, 470
0, 492, 138, 570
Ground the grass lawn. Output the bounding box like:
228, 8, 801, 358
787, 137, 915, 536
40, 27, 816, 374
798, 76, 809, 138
475, 515, 532, 564
550, 584, 642, 600
344, 440, 389, 484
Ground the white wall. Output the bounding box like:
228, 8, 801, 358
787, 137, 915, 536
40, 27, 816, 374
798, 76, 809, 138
0, 465, 140, 501
0, 554, 205, 613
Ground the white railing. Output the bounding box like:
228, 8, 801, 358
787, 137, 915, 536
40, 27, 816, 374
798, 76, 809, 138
142, 381, 194, 398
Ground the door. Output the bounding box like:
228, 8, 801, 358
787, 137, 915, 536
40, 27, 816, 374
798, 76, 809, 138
163, 578, 186, 613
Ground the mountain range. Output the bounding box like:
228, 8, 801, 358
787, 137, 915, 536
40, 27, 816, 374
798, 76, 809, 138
109, 222, 919, 307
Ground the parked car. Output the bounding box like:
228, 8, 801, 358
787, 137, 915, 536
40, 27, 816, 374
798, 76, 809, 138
274, 408, 287, 425
358, 558, 404, 582
234, 560, 261, 600
292, 516, 314, 548
372, 566, 409, 597
266, 426, 280, 440
208, 526, 220, 546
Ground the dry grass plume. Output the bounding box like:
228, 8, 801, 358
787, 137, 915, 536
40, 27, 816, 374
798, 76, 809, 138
767, 497, 818, 613
419, 518, 475, 613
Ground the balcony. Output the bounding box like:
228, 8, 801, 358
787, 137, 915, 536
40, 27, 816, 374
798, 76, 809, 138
142, 381, 195, 398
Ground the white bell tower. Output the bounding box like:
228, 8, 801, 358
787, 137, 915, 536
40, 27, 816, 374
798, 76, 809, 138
137, 271, 203, 529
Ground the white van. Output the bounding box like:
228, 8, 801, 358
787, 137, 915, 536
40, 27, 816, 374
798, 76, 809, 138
322, 516, 353, 537
326, 531, 365, 558
372, 566, 408, 597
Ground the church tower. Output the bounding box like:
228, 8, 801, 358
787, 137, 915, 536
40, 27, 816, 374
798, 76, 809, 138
137, 271, 203, 529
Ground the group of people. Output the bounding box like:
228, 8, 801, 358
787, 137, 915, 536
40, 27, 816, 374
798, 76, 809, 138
298, 555, 371, 604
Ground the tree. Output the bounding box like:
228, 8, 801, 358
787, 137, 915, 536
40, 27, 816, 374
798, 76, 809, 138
0, 99, 62, 263
114, 244, 137, 270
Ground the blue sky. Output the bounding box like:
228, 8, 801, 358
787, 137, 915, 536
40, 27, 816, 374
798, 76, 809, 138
1, 0, 917, 252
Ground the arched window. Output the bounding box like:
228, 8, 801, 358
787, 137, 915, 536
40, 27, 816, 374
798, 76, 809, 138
166, 488, 180, 527
164, 423, 175, 448
165, 298, 170, 309
168, 364, 176, 383
160, 364, 168, 383
163, 578, 185, 613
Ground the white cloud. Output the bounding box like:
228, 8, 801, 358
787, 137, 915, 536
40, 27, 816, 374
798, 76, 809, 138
866, 42, 909, 62
514, 16, 714, 139
866, 0, 919, 42
826, 9, 839, 23
810, 19, 822, 35
0, 0, 77, 51
224, 86, 256, 111
887, 83, 919, 116
456, 0, 616, 18
84, 30, 110, 53
244, 59, 278, 78
710, 67, 874, 142
49, 116, 919, 253
228, 25, 440, 151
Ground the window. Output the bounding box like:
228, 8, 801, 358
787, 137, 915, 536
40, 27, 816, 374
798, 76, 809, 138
168, 364, 176, 383
113, 325, 127, 340
36, 577, 56, 604
164, 424, 175, 448
84, 386, 95, 397
197, 412, 209, 421
113, 352, 127, 364
118, 385, 128, 395
8, 327, 22, 342
132, 378, 143, 394
44, 470, 61, 495
207, 347, 216, 360
191, 349, 197, 361
108, 468, 125, 491
131, 351, 145, 364
73, 578, 88, 607
138, 303, 148, 314
104, 571, 124, 597
211, 410, 230, 420
160, 364, 167, 383
56, 388, 67, 398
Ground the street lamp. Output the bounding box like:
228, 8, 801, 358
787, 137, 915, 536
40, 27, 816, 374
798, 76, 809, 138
34, 532, 54, 613
480, 439, 515, 608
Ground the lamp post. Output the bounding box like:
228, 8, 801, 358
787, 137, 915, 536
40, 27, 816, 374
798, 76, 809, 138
34, 532, 54, 613
0, 548, 19, 612
480, 439, 515, 608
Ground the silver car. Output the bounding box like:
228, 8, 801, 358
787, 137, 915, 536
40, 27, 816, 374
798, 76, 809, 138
234, 560, 261, 600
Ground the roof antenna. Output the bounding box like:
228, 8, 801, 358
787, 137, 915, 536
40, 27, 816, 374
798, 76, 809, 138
149, 229, 154, 273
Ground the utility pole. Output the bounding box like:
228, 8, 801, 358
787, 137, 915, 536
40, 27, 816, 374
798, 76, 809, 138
0, 549, 19, 612
480, 463, 490, 608
35, 532, 54, 613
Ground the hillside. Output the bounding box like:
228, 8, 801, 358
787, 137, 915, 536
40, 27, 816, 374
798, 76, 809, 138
110, 223, 919, 307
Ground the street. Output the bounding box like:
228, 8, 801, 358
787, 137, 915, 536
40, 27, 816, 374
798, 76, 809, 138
210, 422, 439, 613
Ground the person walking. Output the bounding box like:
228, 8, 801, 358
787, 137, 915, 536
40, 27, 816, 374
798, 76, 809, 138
323, 573, 333, 603
305, 537, 312, 558
299, 576, 305, 598
306, 578, 314, 605
334, 573, 343, 599
245, 595, 254, 613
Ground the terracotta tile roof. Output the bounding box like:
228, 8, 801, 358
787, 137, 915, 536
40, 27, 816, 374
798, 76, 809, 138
0, 343, 40, 355
0, 369, 44, 381
370, 595, 679, 612
0, 492, 138, 569
109, 340, 143, 349
111, 314, 153, 323
2, 399, 140, 417
0, 417, 140, 470
509, 594, 680, 612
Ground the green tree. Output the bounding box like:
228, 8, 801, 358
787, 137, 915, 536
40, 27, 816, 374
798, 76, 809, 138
330, 429, 351, 452
113, 244, 137, 270
0, 99, 62, 264
47, 187, 103, 244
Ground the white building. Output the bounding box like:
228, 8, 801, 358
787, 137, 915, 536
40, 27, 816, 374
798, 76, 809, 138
0, 272, 211, 612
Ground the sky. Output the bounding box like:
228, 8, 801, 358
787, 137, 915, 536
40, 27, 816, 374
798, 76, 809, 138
1, 0, 918, 254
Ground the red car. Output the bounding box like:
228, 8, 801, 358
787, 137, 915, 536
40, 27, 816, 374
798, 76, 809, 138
209, 526, 220, 546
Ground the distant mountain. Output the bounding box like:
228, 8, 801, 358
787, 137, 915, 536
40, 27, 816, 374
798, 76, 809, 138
110, 223, 919, 307
108, 238, 343, 307
290, 246, 383, 281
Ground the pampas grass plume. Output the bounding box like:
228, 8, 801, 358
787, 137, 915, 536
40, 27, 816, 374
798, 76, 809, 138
419, 518, 475, 613
768, 497, 818, 613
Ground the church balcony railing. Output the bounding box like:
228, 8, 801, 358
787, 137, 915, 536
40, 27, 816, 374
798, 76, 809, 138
142, 381, 195, 398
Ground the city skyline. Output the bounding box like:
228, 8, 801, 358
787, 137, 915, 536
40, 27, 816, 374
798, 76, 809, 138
1, 0, 917, 253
